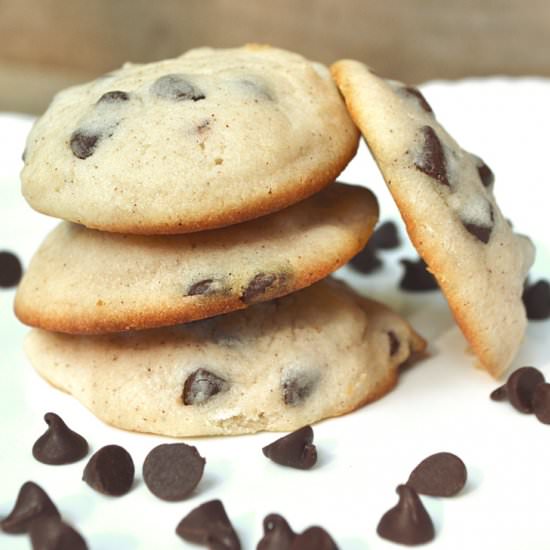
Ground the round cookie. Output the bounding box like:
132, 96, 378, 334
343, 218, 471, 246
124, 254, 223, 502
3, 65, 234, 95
331, 60, 534, 378
24, 279, 426, 436
15, 183, 378, 334
21, 45, 359, 234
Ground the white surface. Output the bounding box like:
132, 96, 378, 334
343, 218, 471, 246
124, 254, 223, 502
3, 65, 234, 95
1, 78, 550, 549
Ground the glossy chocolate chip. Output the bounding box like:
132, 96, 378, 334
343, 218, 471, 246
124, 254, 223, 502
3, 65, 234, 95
1, 482, 60, 534
506, 366, 545, 413
532, 383, 550, 424
522, 280, 550, 320
241, 272, 286, 304
282, 373, 317, 406
290, 527, 338, 550
257, 514, 296, 550
388, 331, 400, 356
0, 250, 23, 288
407, 452, 467, 497
151, 74, 205, 101
176, 499, 241, 550
414, 126, 449, 186
82, 444, 134, 496
377, 485, 435, 545
348, 243, 382, 274
187, 279, 222, 296
472, 154, 495, 188
490, 385, 508, 401
29, 516, 88, 550
70, 131, 100, 159
371, 220, 401, 249
97, 90, 130, 103
399, 257, 439, 292
183, 368, 229, 405
403, 86, 433, 113
32, 412, 88, 465
262, 425, 317, 470
143, 443, 205, 501
463, 221, 492, 244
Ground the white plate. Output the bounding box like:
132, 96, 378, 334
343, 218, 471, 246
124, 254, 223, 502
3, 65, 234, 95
1, 78, 549, 549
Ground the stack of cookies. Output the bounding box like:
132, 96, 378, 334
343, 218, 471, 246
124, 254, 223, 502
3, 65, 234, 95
14, 45, 426, 436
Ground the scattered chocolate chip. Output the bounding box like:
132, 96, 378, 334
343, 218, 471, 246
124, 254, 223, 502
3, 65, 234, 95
506, 366, 545, 413
97, 90, 130, 103
143, 443, 205, 501
257, 514, 296, 550
262, 425, 317, 470
490, 385, 508, 401
407, 452, 467, 497
1, 482, 60, 534
370, 220, 401, 249
187, 279, 221, 296
241, 272, 286, 304
377, 485, 435, 546
522, 280, 550, 320
472, 155, 495, 188
532, 383, 550, 424
348, 243, 382, 274
29, 516, 88, 550
238, 78, 274, 101
0, 251, 23, 288
183, 368, 229, 405
414, 125, 449, 186
32, 412, 88, 465
463, 221, 492, 244
282, 372, 317, 406
82, 444, 134, 496
176, 499, 241, 550
290, 527, 338, 550
22, 148, 27, 162
151, 74, 205, 101
388, 331, 400, 356
402, 86, 433, 113
399, 257, 439, 292
70, 131, 99, 159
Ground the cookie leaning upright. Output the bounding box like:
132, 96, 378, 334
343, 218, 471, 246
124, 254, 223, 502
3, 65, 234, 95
21, 45, 359, 234
331, 60, 534, 377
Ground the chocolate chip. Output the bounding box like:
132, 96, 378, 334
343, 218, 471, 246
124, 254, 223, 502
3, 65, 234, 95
237, 78, 274, 101
82, 444, 134, 496
241, 272, 286, 304
463, 221, 492, 244
175, 499, 241, 550
472, 155, 495, 188
70, 131, 99, 159
0, 251, 23, 288
399, 257, 439, 292
97, 90, 130, 103
532, 383, 550, 424
257, 514, 296, 550
143, 443, 205, 501
262, 425, 317, 470
377, 485, 435, 545
290, 527, 338, 550
32, 412, 88, 465
402, 86, 433, 113
414, 126, 449, 186
371, 220, 401, 249
29, 516, 88, 550
1, 482, 60, 534
187, 279, 223, 296
183, 368, 229, 405
151, 74, 205, 101
388, 331, 400, 356
490, 385, 508, 401
407, 452, 467, 497
522, 280, 550, 320
282, 372, 317, 406
506, 366, 545, 413
348, 243, 382, 274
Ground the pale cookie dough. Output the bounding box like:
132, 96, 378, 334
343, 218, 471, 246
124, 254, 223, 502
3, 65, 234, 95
15, 183, 378, 333
331, 60, 534, 377
21, 45, 359, 234
25, 279, 426, 436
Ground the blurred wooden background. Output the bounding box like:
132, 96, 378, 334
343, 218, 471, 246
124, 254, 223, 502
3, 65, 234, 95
1, 0, 549, 113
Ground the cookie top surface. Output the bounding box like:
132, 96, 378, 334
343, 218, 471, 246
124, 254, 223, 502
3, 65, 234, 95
21, 45, 359, 234
332, 60, 534, 377
15, 182, 378, 333
25, 279, 426, 436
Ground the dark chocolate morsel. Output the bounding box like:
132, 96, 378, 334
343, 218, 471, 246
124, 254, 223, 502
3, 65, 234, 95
407, 452, 467, 497
1, 482, 60, 534
183, 368, 229, 405
472, 154, 495, 188
414, 125, 449, 186
463, 221, 492, 244
490, 385, 508, 401
399, 257, 439, 292
70, 131, 100, 159
97, 90, 130, 103
290, 527, 338, 550
143, 443, 205, 501
370, 220, 401, 250
402, 86, 433, 114
176, 499, 241, 550
348, 243, 382, 274
187, 279, 225, 296
82, 444, 134, 496
257, 514, 296, 550
151, 74, 205, 102
262, 425, 317, 470
377, 484, 435, 545
32, 412, 89, 465
282, 372, 317, 406
522, 280, 550, 320
29, 516, 88, 550
238, 78, 274, 101
506, 366, 545, 413
0, 250, 23, 288
388, 331, 400, 356
532, 383, 550, 424
241, 272, 286, 304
